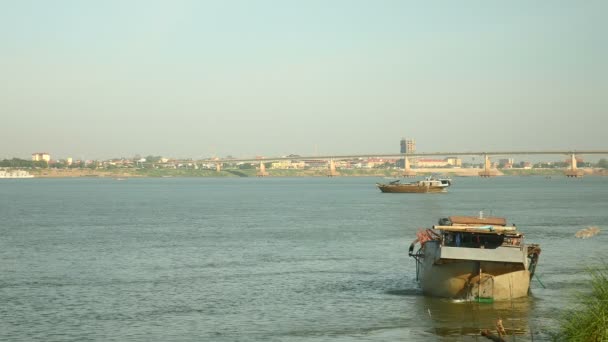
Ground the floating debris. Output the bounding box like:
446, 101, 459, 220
575, 226, 600, 239
480, 319, 508, 342
481, 329, 505, 342
496, 317, 507, 337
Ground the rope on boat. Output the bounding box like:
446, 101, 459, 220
534, 273, 546, 289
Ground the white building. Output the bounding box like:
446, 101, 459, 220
32, 152, 51, 162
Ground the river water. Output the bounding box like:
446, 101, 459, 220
1, 176, 607, 341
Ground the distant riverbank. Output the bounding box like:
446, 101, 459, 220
24, 167, 607, 178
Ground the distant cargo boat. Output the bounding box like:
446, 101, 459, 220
376, 176, 451, 193
0, 170, 34, 179
408, 214, 541, 302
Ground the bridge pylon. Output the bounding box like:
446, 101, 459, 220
215, 163, 221, 172
327, 159, 339, 177
257, 161, 269, 177
479, 154, 497, 177
402, 156, 416, 177
565, 153, 584, 178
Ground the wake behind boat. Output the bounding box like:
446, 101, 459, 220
376, 176, 451, 193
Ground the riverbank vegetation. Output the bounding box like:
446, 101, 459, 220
500, 168, 567, 176
3, 157, 608, 178
16, 167, 608, 178
554, 265, 608, 341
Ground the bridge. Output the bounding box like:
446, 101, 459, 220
194, 150, 608, 178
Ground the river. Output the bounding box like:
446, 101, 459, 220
1, 176, 606, 341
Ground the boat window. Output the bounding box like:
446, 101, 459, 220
443, 232, 505, 249
443, 233, 453, 245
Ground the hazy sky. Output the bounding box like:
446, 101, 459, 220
1, 1, 606, 160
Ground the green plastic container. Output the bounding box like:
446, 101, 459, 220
475, 296, 494, 304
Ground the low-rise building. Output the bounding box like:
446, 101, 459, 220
446, 157, 462, 167
414, 157, 462, 168
303, 160, 327, 169
365, 158, 397, 168
32, 152, 51, 162
271, 160, 305, 169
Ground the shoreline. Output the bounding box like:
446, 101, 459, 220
19, 167, 607, 178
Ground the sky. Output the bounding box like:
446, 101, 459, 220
1, 1, 607, 160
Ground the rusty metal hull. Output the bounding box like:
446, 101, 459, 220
377, 184, 446, 193
417, 242, 533, 300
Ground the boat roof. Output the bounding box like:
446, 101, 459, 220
432, 216, 521, 236
432, 225, 521, 236
449, 216, 506, 226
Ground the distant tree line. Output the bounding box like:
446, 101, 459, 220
0, 158, 47, 168
0, 158, 86, 169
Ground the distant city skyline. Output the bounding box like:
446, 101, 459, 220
2, 1, 607, 160
10, 148, 608, 165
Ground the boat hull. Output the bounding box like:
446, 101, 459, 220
420, 260, 530, 300
417, 242, 532, 300
377, 185, 446, 193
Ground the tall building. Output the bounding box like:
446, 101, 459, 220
407, 139, 416, 154
399, 138, 416, 168
400, 139, 415, 154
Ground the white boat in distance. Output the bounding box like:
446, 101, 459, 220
0, 170, 35, 178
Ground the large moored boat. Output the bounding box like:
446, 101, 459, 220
408, 214, 541, 301
376, 176, 451, 193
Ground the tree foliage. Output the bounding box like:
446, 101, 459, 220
238, 163, 255, 169
0, 158, 46, 168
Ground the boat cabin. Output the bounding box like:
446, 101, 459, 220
433, 216, 523, 249
413, 176, 451, 188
